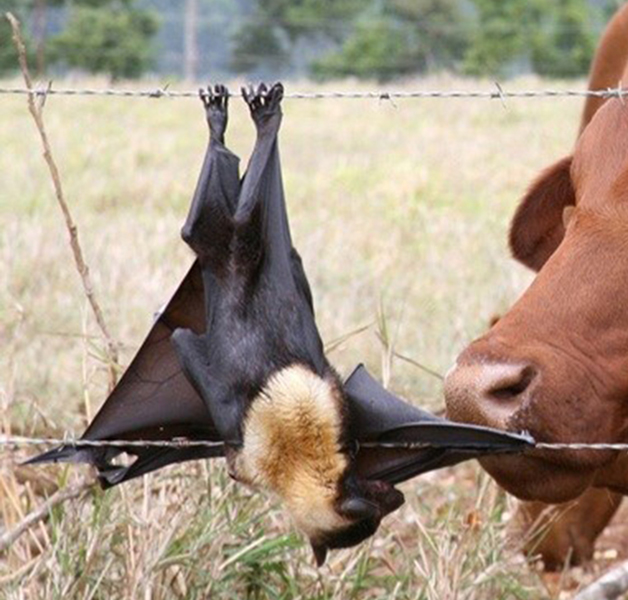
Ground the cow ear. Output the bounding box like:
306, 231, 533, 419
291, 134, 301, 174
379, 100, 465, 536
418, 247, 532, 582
509, 156, 575, 272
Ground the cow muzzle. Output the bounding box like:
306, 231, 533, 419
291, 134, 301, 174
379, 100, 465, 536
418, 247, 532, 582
443, 348, 616, 503
444, 360, 537, 430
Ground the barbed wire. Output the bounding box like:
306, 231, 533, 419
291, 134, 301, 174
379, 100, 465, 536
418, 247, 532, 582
367, 442, 628, 451
2, 84, 628, 101
0, 436, 224, 450
2, 435, 628, 452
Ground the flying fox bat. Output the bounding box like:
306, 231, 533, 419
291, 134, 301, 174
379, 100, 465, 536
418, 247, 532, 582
29, 83, 532, 565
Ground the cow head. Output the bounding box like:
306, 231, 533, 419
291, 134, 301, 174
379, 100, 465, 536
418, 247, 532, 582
444, 99, 628, 503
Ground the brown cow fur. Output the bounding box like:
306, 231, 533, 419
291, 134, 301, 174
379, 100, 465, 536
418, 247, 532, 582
509, 157, 575, 272
516, 488, 623, 572
580, 3, 628, 134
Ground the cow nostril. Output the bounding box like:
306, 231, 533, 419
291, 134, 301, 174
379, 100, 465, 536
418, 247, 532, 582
486, 365, 536, 400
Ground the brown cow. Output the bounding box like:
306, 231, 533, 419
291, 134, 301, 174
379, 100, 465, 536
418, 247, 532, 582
444, 4, 628, 568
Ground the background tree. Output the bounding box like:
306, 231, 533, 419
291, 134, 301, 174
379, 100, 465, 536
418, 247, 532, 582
462, 0, 543, 77
0, 0, 613, 81
32, 0, 66, 74
312, 0, 469, 82
50, 0, 158, 80
183, 0, 199, 81
1, 0, 157, 79
463, 0, 596, 78
311, 17, 417, 82
530, 0, 595, 78
229, 17, 290, 75
229, 0, 365, 76
0, 1, 36, 76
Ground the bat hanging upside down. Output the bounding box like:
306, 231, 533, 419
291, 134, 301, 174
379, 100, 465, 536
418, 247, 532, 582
30, 83, 532, 565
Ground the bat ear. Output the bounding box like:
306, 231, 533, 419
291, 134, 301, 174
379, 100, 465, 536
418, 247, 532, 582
310, 540, 328, 567
339, 497, 380, 520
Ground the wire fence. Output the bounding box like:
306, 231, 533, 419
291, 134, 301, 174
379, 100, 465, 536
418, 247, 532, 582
2, 84, 628, 101
5, 71, 628, 457
2, 435, 628, 452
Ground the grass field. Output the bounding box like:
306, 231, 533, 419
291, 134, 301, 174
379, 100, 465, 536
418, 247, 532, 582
0, 75, 614, 599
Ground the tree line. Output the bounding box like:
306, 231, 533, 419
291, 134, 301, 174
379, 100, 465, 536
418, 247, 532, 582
0, 0, 620, 81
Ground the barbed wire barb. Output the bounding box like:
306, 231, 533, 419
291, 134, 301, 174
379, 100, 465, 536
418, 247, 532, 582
493, 81, 507, 109
616, 79, 626, 106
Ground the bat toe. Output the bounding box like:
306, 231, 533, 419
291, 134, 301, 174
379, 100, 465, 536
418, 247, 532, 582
243, 82, 284, 127
266, 82, 284, 109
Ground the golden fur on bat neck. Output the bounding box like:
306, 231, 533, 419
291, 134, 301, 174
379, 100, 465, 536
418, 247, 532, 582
234, 364, 350, 535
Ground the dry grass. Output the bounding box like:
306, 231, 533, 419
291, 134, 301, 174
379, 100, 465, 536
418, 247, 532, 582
0, 75, 588, 599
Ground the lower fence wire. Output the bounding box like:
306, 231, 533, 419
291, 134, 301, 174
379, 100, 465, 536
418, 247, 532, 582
2, 435, 628, 452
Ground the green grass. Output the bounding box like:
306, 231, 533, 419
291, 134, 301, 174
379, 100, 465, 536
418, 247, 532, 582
0, 75, 585, 599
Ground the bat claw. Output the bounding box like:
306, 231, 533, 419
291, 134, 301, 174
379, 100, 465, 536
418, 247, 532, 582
199, 87, 210, 108
200, 83, 229, 142
266, 82, 284, 110
243, 82, 284, 130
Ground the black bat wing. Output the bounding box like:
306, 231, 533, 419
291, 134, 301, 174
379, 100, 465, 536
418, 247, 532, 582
235, 86, 293, 288
29, 88, 246, 486
27, 262, 225, 488
344, 365, 534, 485
236, 84, 318, 322
169, 90, 245, 445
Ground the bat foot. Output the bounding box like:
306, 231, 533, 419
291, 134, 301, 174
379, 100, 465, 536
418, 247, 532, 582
242, 82, 284, 131
199, 83, 229, 142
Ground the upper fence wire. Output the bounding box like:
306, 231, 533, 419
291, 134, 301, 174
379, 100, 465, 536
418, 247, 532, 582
2, 84, 628, 101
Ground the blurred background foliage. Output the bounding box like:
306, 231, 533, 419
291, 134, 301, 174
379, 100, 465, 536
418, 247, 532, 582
0, 0, 622, 81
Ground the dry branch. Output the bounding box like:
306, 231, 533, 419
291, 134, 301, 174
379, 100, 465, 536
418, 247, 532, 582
6, 13, 119, 390
0, 477, 95, 553
573, 561, 628, 600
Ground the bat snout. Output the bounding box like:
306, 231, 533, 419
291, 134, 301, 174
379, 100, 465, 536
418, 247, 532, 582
362, 479, 405, 516
308, 475, 405, 566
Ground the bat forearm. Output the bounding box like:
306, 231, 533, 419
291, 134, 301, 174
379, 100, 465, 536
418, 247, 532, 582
182, 143, 239, 259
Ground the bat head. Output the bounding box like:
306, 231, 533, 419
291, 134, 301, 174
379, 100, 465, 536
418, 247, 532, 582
308, 474, 404, 566
233, 364, 405, 566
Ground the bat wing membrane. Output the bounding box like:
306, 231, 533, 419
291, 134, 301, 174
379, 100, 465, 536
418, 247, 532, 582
27, 262, 226, 486
344, 365, 533, 484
